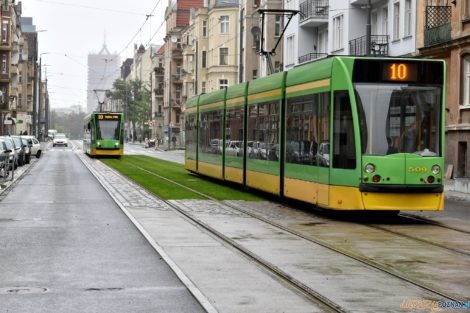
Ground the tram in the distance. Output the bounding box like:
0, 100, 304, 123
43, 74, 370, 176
184, 56, 446, 211
83, 112, 124, 157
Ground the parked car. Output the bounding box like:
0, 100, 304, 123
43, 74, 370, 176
317, 141, 330, 167
210, 138, 223, 154
9, 136, 27, 166
21, 135, 41, 158
12, 135, 31, 164
225, 140, 241, 156
0, 136, 18, 169
53, 133, 68, 147
0, 138, 13, 176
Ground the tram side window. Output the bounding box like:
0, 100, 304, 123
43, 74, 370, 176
247, 101, 280, 161
333, 91, 356, 169
226, 106, 244, 157
199, 109, 223, 154
286, 94, 319, 165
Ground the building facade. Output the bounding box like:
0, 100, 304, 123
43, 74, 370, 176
164, 0, 204, 147
417, 0, 469, 178
86, 42, 120, 113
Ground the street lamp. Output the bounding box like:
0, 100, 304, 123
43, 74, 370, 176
37, 52, 49, 140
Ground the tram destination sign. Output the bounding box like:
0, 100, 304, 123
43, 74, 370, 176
97, 114, 120, 120
352, 59, 443, 85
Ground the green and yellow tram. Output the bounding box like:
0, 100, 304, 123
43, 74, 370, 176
83, 112, 124, 157
185, 56, 446, 211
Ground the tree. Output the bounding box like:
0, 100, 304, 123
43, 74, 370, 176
109, 79, 151, 141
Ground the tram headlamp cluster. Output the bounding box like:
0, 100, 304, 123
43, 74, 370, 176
432, 165, 440, 175
364, 163, 375, 174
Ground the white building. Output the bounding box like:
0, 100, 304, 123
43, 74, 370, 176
86, 42, 121, 113
283, 0, 417, 69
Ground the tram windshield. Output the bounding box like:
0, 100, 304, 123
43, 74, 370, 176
96, 119, 121, 140
354, 84, 441, 156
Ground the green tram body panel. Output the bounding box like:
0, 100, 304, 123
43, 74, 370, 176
83, 112, 124, 157
184, 56, 446, 211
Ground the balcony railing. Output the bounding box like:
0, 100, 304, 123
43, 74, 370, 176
154, 66, 164, 75
424, 6, 451, 46
298, 52, 328, 64
349, 35, 388, 56
300, 0, 328, 21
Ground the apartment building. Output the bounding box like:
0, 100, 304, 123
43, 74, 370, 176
0, 1, 25, 135
20, 17, 37, 135
150, 45, 165, 141
284, 0, 417, 69
417, 0, 469, 178
164, 0, 204, 147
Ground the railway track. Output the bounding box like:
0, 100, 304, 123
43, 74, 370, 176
79, 154, 470, 311
119, 159, 468, 303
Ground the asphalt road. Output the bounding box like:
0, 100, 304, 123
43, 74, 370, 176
0, 145, 205, 313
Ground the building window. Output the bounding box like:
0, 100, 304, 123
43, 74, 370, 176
1, 54, 7, 74
466, 0, 470, 19
318, 28, 327, 53
333, 14, 344, 51
393, 2, 400, 40
404, 0, 412, 37
1, 21, 8, 43
176, 85, 182, 102
275, 15, 282, 37
220, 16, 229, 34
463, 56, 470, 107
286, 35, 295, 66
382, 8, 389, 35
219, 79, 228, 89
202, 81, 206, 93
220, 47, 228, 65
202, 50, 207, 68
253, 69, 258, 79
203, 20, 208, 37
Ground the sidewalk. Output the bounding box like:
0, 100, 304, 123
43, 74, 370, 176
445, 178, 470, 202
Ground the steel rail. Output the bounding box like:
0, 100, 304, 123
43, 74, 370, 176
99, 158, 468, 305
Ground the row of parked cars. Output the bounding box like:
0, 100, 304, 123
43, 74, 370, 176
0, 135, 42, 176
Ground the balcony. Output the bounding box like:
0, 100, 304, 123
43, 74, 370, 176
10, 64, 18, 76
0, 72, 9, 83
298, 52, 328, 64
299, 0, 328, 27
424, 6, 451, 47
349, 35, 388, 56
172, 74, 183, 83
154, 66, 164, 75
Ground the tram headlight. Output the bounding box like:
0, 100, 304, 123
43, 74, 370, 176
364, 163, 376, 174
431, 165, 440, 175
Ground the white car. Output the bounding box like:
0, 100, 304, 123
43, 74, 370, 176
52, 133, 68, 147
22, 135, 42, 158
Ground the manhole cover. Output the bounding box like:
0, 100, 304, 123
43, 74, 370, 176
0, 287, 48, 295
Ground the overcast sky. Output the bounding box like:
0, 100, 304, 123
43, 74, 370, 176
22, 0, 167, 109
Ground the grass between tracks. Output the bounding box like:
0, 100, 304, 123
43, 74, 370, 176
101, 155, 264, 201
